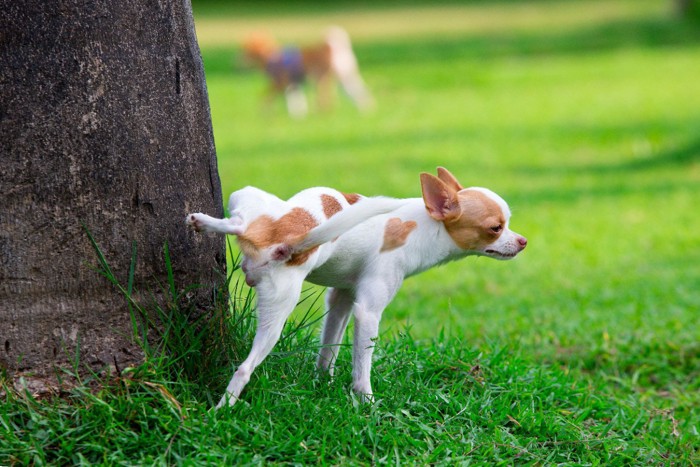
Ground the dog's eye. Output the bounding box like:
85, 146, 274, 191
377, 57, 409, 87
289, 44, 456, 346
490, 225, 502, 233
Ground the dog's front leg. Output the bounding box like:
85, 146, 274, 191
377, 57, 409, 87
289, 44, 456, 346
216, 271, 305, 409
284, 85, 308, 118
351, 280, 402, 402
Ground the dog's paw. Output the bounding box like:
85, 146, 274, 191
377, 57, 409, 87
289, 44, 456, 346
352, 382, 375, 404
215, 393, 238, 410
350, 389, 375, 407
186, 213, 207, 232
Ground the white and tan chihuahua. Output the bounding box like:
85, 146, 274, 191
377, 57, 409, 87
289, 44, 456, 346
186, 167, 527, 408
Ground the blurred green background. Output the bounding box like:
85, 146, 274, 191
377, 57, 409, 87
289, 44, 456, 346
190, 0, 699, 358
3, 4, 698, 465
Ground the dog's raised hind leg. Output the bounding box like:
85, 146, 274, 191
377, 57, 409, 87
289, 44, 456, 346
186, 212, 244, 235
216, 271, 305, 409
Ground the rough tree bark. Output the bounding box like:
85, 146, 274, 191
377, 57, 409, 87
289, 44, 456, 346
0, 0, 225, 384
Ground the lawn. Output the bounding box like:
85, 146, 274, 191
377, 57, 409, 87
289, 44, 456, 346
2, 0, 699, 464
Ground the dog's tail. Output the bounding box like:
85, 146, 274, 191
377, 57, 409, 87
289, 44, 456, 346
291, 196, 407, 253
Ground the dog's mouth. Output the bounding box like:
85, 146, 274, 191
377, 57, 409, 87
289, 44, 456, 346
484, 249, 518, 259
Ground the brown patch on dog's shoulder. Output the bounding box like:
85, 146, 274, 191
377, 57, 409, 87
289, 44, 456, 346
342, 192, 361, 205
239, 208, 318, 264
321, 194, 343, 218
301, 43, 332, 74
381, 217, 417, 252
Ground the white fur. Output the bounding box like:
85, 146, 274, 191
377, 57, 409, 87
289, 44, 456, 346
326, 26, 374, 111
284, 86, 308, 119
186, 171, 526, 408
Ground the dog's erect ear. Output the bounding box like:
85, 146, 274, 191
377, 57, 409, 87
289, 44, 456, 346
436, 167, 463, 192
420, 173, 461, 221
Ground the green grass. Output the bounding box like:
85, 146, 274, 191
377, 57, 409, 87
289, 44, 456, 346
2, 0, 700, 464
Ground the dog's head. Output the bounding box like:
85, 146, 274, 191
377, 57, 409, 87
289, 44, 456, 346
242, 32, 279, 65
420, 167, 527, 259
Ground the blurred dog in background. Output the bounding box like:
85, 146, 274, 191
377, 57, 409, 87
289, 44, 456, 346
242, 27, 374, 118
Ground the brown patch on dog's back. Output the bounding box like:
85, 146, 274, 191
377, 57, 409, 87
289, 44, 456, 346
239, 207, 319, 264
381, 217, 417, 252
342, 192, 361, 205
321, 194, 343, 218
444, 190, 505, 250
302, 44, 332, 77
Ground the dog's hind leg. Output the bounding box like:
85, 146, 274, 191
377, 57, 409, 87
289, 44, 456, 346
186, 212, 244, 235
317, 288, 354, 377
216, 271, 305, 408
315, 72, 335, 111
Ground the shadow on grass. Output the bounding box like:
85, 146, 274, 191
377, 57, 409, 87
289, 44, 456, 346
194, 0, 562, 17
512, 179, 696, 206
358, 16, 700, 66
616, 137, 700, 170
503, 135, 700, 205
202, 14, 700, 75
213, 118, 700, 175
516, 135, 700, 175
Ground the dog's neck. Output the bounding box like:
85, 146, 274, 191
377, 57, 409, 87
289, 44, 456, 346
391, 199, 472, 278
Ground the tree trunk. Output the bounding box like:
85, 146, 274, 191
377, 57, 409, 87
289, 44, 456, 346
0, 0, 225, 385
